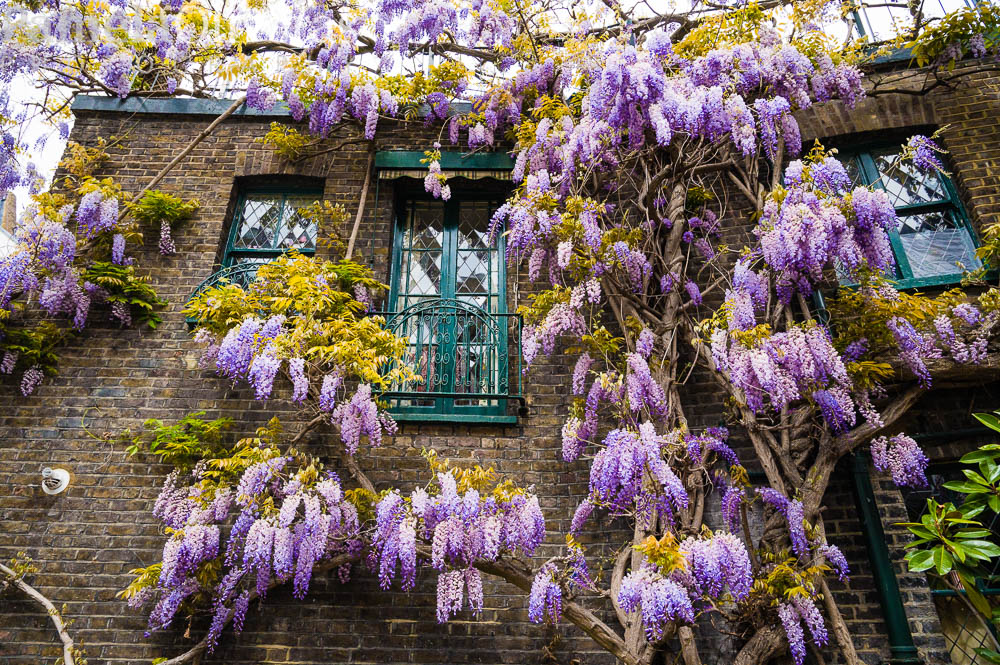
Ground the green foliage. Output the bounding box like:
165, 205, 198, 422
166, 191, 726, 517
59, 139, 110, 180
129, 190, 200, 227
2, 552, 39, 586
184, 251, 417, 390
827, 278, 998, 385
0, 322, 71, 377
82, 262, 169, 329
261, 122, 315, 161
973, 221, 1000, 279
908, 3, 1000, 68
125, 412, 235, 467
902, 412, 1000, 620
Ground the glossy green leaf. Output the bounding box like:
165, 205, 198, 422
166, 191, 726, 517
906, 550, 935, 572
973, 412, 1000, 433
934, 547, 955, 575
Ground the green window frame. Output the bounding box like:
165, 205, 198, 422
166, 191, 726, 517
187, 187, 323, 323
385, 184, 516, 423
222, 188, 323, 267
843, 144, 982, 289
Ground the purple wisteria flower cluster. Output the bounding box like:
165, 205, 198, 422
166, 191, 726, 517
197, 313, 393, 456
372, 471, 546, 623
479, 34, 866, 338
906, 135, 945, 173
712, 322, 856, 432
589, 424, 687, 521
871, 434, 929, 488
886, 303, 997, 388
760, 156, 897, 302
144, 457, 361, 651
0, 191, 142, 393
778, 597, 829, 665
617, 532, 753, 640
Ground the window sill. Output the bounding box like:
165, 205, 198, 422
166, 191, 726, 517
390, 412, 519, 425
894, 269, 997, 290
836, 269, 996, 292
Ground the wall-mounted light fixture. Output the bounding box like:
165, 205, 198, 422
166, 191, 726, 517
41, 467, 70, 495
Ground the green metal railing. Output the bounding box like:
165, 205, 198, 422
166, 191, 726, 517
185, 273, 525, 422
188, 263, 263, 300
185, 264, 263, 324
377, 298, 524, 423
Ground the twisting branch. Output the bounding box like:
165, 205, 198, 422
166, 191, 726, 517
0, 562, 78, 665
346, 144, 376, 261
121, 95, 248, 218
474, 558, 638, 665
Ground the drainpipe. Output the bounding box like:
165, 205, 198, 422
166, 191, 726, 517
851, 452, 923, 665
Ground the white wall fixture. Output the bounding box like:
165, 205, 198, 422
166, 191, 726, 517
41, 467, 70, 495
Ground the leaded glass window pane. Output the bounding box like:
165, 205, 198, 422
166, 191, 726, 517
841, 144, 979, 285
897, 211, 980, 278
872, 148, 949, 207
227, 192, 319, 261
233, 196, 281, 249
388, 191, 507, 417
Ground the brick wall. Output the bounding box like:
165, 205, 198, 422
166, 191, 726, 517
3, 57, 1000, 665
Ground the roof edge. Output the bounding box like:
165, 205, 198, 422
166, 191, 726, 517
71, 95, 475, 119
71, 95, 291, 117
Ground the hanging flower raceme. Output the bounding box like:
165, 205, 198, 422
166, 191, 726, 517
906, 135, 945, 172
372, 471, 546, 623
758, 157, 897, 302
677, 532, 754, 601
618, 567, 695, 640
143, 456, 360, 648
528, 563, 563, 623
778, 597, 829, 665
75, 189, 120, 238
522, 302, 586, 366
589, 425, 687, 519
331, 383, 382, 454
684, 427, 739, 468
712, 322, 854, 430
871, 434, 929, 488
887, 316, 940, 387
625, 353, 669, 417
757, 488, 810, 557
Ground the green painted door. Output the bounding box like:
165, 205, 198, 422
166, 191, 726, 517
388, 190, 509, 421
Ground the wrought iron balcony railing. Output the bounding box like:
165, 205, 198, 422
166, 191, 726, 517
188, 263, 263, 301
185, 264, 262, 324
377, 298, 524, 423
186, 271, 524, 422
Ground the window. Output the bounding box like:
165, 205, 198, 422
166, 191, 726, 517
384, 183, 517, 423
222, 189, 321, 267
844, 144, 981, 287
903, 463, 1000, 664
187, 187, 322, 320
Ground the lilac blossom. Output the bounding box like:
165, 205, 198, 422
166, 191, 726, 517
871, 434, 928, 488
907, 135, 944, 172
